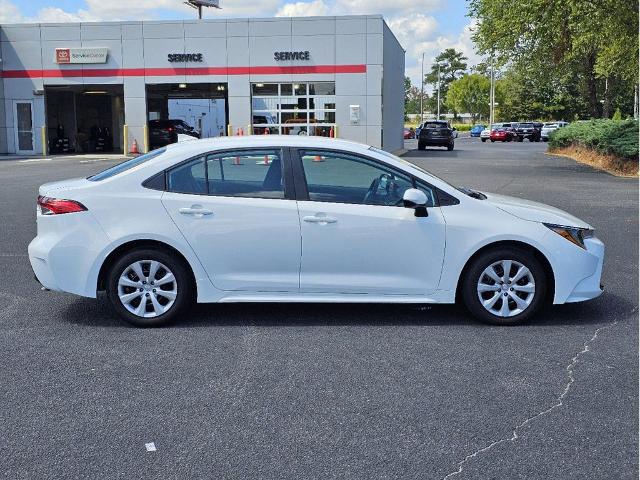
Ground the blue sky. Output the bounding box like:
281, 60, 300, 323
0, 0, 480, 85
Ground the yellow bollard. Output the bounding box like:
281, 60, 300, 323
227, 124, 233, 136
143, 124, 149, 153
123, 124, 128, 154
247, 125, 253, 135
41, 126, 47, 156
334, 125, 339, 138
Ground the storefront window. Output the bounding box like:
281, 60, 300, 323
251, 82, 336, 136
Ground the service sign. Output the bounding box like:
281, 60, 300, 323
55, 47, 108, 64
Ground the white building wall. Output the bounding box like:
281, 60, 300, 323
382, 22, 405, 153
0, 16, 404, 154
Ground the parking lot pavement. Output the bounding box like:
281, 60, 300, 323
0, 141, 637, 479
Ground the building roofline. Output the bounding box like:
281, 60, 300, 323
0, 14, 385, 29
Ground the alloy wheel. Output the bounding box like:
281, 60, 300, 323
476, 259, 536, 317
117, 260, 178, 318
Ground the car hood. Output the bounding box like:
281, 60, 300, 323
482, 192, 593, 229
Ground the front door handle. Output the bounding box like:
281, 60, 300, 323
179, 205, 213, 217
303, 214, 337, 224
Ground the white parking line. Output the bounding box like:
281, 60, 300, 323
145, 442, 157, 452
18, 158, 53, 163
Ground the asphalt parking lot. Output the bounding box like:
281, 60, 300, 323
0, 138, 637, 479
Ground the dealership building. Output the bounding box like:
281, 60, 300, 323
0, 15, 405, 156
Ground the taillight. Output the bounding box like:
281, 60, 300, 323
164, 127, 175, 133
37, 196, 87, 215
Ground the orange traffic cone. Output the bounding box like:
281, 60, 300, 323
233, 155, 242, 165
130, 139, 139, 155
313, 155, 324, 162
264, 128, 270, 135
329, 127, 334, 138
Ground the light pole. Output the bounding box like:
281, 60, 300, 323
420, 53, 425, 126
489, 57, 495, 127
435, 62, 448, 120
436, 63, 441, 120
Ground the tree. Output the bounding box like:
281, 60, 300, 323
446, 74, 490, 122
404, 76, 412, 119
424, 49, 468, 115
468, 0, 639, 118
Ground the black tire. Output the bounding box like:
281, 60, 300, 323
481, 138, 486, 142
490, 139, 495, 143
106, 248, 195, 327
418, 142, 426, 151
447, 143, 454, 151
461, 247, 547, 326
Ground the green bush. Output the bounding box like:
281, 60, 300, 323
548, 119, 639, 160
452, 124, 473, 132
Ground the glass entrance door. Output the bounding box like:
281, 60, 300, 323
13, 101, 34, 154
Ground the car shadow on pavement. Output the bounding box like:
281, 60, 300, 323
58, 291, 632, 329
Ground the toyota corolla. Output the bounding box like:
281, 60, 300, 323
29, 136, 604, 327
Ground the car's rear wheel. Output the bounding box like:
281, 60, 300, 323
481, 138, 486, 142
461, 247, 547, 325
106, 248, 195, 327
447, 142, 454, 151
418, 142, 426, 150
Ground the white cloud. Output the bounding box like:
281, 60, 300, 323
0, 0, 280, 22
0, 0, 481, 87
333, 0, 441, 16
276, 0, 329, 17
0, 0, 24, 22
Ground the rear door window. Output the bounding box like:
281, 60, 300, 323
205, 149, 285, 199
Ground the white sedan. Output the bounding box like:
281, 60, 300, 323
29, 136, 604, 327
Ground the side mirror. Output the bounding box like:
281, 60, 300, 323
452, 127, 457, 131
403, 188, 429, 217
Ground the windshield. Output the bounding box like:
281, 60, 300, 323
369, 146, 487, 200
543, 123, 557, 127
519, 123, 534, 127
369, 146, 457, 188
88, 148, 167, 181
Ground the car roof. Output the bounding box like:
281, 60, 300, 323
162, 135, 371, 154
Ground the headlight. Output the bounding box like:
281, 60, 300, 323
544, 223, 594, 249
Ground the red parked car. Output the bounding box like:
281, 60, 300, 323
490, 127, 515, 142
403, 127, 415, 139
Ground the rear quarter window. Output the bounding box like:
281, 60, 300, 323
88, 148, 167, 181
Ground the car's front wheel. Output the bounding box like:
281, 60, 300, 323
447, 142, 454, 151
481, 138, 486, 142
106, 248, 195, 327
461, 247, 547, 325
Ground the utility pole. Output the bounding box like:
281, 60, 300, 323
489, 57, 494, 127
420, 53, 425, 126
436, 63, 441, 120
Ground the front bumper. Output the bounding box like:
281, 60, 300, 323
564, 237, 605, 303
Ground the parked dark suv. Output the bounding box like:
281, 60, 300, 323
149, 119, 200, 149
418, 120, 455, 151
515, 122, 541, 142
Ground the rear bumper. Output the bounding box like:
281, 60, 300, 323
28, 211, 111, 298
419, 138, 452, 146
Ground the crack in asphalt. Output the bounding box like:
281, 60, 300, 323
442, 310, 636, 480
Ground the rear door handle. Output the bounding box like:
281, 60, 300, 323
179, 205, 213, 217
303, 214, 337, 224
